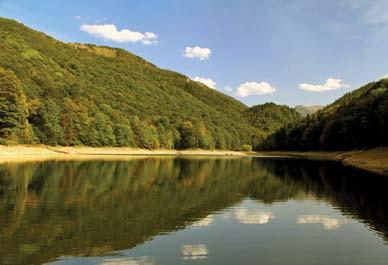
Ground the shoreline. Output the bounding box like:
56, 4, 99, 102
0, 145, 387, 176
255, 148, 388, 176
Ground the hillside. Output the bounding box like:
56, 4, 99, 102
244, 103, 301, 136
262, 78, 388, 150
294, 105, 323, 117
0, 17, 259, 150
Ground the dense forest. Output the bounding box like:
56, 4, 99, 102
0, 17, 262, 150
0, 17, 305, 150
0, 17, 387, 151
263, 78, 388, 150
244, 103, 301, 135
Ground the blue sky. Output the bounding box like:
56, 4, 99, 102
1, 0, 387, 107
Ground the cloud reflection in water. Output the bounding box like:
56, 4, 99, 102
297, 215, 347, 230
181, 244, 209, 260
191, 215, 214, 227
235, 208, 275, 224
100, 256, 155, 265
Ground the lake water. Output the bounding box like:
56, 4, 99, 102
1, 157, 388, 265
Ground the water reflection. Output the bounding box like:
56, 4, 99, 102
191, 215, 214, 227
297, 215, 347, 231
181, 244, 209, 260
234, 208, 275, 224
100, 256, 155, 265
0, 157, 388, 264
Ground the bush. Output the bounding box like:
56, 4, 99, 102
241, 145, 252, 152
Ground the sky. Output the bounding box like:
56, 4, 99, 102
1, 0, 388, 107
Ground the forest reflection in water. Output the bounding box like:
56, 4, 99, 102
0, 157, 388, 265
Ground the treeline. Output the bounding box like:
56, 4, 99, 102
0, 67, 251, 149
262, 79, 388, 150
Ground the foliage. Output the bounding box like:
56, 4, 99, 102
0, 67, 31, 143
262, 79, 388, 150
244, 103, 301, 134
241, 144, 252, 151
0, 17, 259, 149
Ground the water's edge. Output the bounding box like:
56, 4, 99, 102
0, 145, 387, 176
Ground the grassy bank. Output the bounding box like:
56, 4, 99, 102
0, 145, 387, 176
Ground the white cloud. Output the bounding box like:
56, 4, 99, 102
224, 85, 233, 92
192, 77, 216, 89
183, 46, 211, 60
181, 244, 208, 260
299, 78, 350, 92
235, 208, 275, 224
80, 24, 158, 45
381, 74, 388, 79
235, 82, 276, 97
297, 215, 347, 231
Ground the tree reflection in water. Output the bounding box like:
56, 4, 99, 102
0, 157, 387, 265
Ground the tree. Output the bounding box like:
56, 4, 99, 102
179, 121, 196, 149
0, 68, 30, 142
34, 99, 65, 145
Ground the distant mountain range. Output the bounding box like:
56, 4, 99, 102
294, 105, 324, 117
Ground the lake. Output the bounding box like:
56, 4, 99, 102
1, 157, 388, 265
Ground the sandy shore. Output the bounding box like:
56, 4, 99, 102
0, 145, 248, 164
0, 145, 387, 175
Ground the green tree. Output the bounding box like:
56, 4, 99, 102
34, 99, 65, 145
179, 121, 196, 148
0, 68, 30, 142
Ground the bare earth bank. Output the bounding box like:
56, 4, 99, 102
0, 145, 387, 176
255, 147, 388, 176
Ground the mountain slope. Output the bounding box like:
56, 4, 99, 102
262, 78, 388, 150
244, 103, 301, 136
294, 105, 323, 117
0, 17, 258, 149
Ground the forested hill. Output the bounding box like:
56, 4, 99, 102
244, 103, 301, 135
0, 17, 260, 149
263, 78, 388, 151
2, 17, 384, 152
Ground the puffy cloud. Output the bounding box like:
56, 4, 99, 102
235, 208, 275, 224
192, 77, 216, 89
382, 74, 388, 79
183, 46, 211, 60
297, 215, 347, 231
181, 244, 208, 260
80, 24, 158, 45
299, 78, 350, 92
235, 82, 276, 97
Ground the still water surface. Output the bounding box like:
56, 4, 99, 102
0, 157, 388, 265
